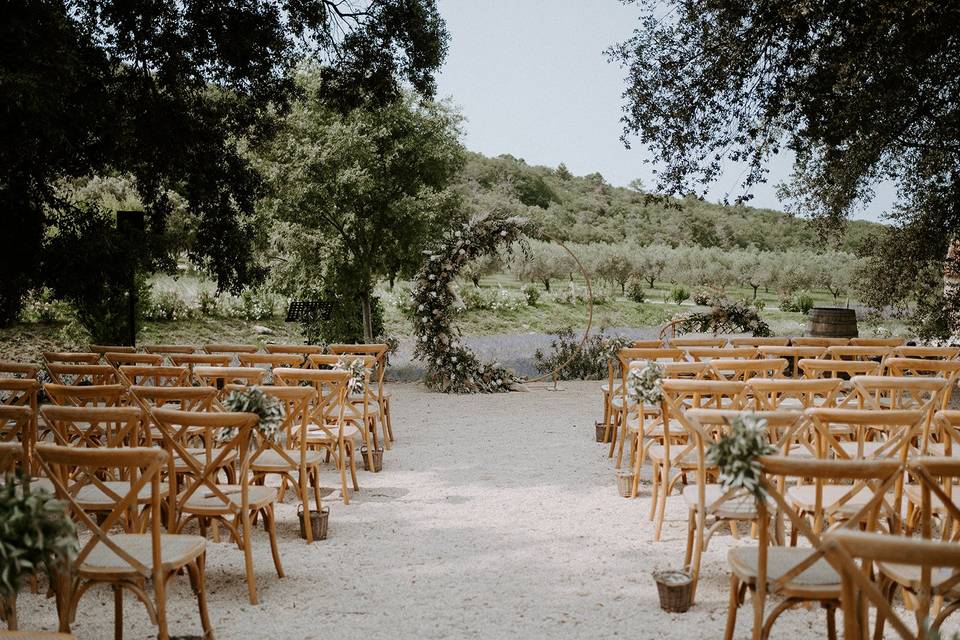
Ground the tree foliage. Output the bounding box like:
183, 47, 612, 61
0, 0, 448, 325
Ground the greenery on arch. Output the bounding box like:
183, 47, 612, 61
412, 214, 528, 393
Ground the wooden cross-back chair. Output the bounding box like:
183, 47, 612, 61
263, 344, 324, 356
0, 361, 40, 379
44, 364, 119, 387
785, 408, 925, 538
883, 358, 960, 410
723, 455, 905, 640
128, 385, 220, 447
686, 347, 758, 362
142, 344, 198, 355
310, 354, 385, 453
681, 409, 804, 603
328, 343, 394, 446
792, 337, 850, 348
42, 352, 100, 366
731, 337, 791, 348
894, 345, 960, 360
822, 345, 893, 364
0, 406, 33, 476
903, 411, 960, 532
0, 379, 39, 471
36, 444, 211, 640
88, 344, 136, 355
629, 339, 665, 348
237, 385, 326, 543
757, 346, 827, 377
604, 347, 686, 457
745, 378, 843, 412
841, 375, 948, 421
191, 366, 265, 395
43, 383, 127, 409
168, 353, 231, 371
669, 336, 728, 348
118, 365, 191, 389
150, 408, 283, 605
710, 358, 788, 382
647, 379, 747, 540
202, 344, 258, 366
849, 337, 906, 347
272, 368, 356, 504
619, 360, 714, 476
797, 358, 882, 383
103, 352, 163, 369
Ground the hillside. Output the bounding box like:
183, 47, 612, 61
457, 152, 880, 253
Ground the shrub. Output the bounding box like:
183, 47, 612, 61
521, 283, 541, 306
627, 278, 646, 304
196, 289, 220, 316
670, 286, 691, 305
18, 288, 71, 323
692, 288, 712, 305
780, 290, 815, 314
143, 290, 194, 321
752, 298, 766, 311
672, 297, 771, 336
553, 283, 607, 306
533, 328, 632, 380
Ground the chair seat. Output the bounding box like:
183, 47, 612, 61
904, 484, 960, 512
251, 449, 325, 472
75, 481, 169, 508
923, 443, 960, 457
728, 546, 840, 597
173, 447, 237, 472
610, 396, 637, 410
640, 418, 686, 437
181, 484, 277, 514
878, 561, 960, 596
834, 441, 891, 459
80, 533, 205, 576
776, 397, 805, 410
295, 422, 362, 442
682, 484, 758, 519
786, 484, 881, 516
647, 443, 694, 465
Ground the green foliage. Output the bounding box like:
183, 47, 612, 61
673, 298, 772, 336
670, 286, 691, 305
1, 0, 448, 324
521, 283, 541, 306
628, 362, 664, 403
17, 289, 71, 324
302, 281, 386, 346
0, 474, 78, 599
220, 387, 282, 443
143, 290, 194, 322
706, 415, 775, 500
627, 278, 646, 303
533, 328, 632, 381
779, 291, 815, 315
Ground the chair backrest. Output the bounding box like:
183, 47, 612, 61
169, 353, 231, 368
797, 358, 882, 379
89, 344, 136, 355
823, 345, 892, 362
709, 358, 788, 382
804, 407, 925, 464
142, 344, 198, 355
42, 351, 101, 365
203, 343, 258, 365
239, 385, 314, 467
308, 354, 378, 370
263, 344, 325, 356
883, 358, 960, 408
629, 339, 664, 348
686, 347, 758, 362
843, 375, 948, 417
0, 441, 24, 475
272, 368, 352, 430
36, 444, 167, 576
0, 406, 33, 473
0, 361, 40, 378
893, 345, 960, 360
744, 377, 843, 410
43, 383, 127, 408
668, 337, 727, 348
730, 337, 791, 347
933, 410, 960, 457
327, 344, 388, 387
40, 405, 142, 449
45, 363, 119, 386
103, 351, 164, 368
629, 360, 713, 380
237, 353, 308, 373
129, 385, 219, 411
150, 408, 259, 524
791, 337, 849, 347
848, 337, 905, 347
192, 366, 265, 390
119, 365, 192, 388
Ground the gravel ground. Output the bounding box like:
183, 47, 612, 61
15, 382, 952, 639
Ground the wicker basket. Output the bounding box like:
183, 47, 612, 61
652, 570, 693, 613
595, 422, 608, 443
297, 505, 329, 541
615, 469, 636, 498
360, 446, 383, 472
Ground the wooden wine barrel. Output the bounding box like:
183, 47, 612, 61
807, 307, 858, 338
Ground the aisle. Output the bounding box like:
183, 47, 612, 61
16, 382, 831, 639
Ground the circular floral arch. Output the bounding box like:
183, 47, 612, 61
412, 213, 529, 393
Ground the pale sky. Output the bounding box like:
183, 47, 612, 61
434, 0, 893, 222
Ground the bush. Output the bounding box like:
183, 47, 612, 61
196, 289, 220, 316
692, 288, 712, 305
670, 286, 691, 305
779, 290, 815, 314
552, 283, 607, 306
18, 288, 71, 323
752, 298, 766, 312
533, 328, 632, 380
301, 281, 385, 345
521, 283, 540, 306
627, 278, 646, 304
143, 290, 195, 321
458, 286, 524, 312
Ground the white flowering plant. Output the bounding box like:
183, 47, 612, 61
333, 356, 367, 393
218, 387, 283, 444
628, 362, 665, 404
706, 414, 774, 500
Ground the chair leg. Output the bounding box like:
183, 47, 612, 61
723, 573, 740, 640
187, 554, 214, 640
654, 464, 669, 541
684, 508, 696, 568
113, 584, 124, 640
826, 605, 837, 640
383, 398, 394, 443
607, 409, 621, 458
154, 571, 170, 640
241, 511, 258, 605
337, 442, 350, 505
2, 594, 16, 630
311, 467, 323, 514
648, 462, 660, 522
264, 505, 285, 578
347, 442, 360, 491
689, 511, 705, 603
299, 470, 313, 544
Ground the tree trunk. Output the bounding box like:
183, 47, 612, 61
620, 282, 626, 295
471, 276, 480, 288
646, 276, 655, 288
359, 290, 374, 343
751, 284, 759, 299
542, 279, 551, 292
